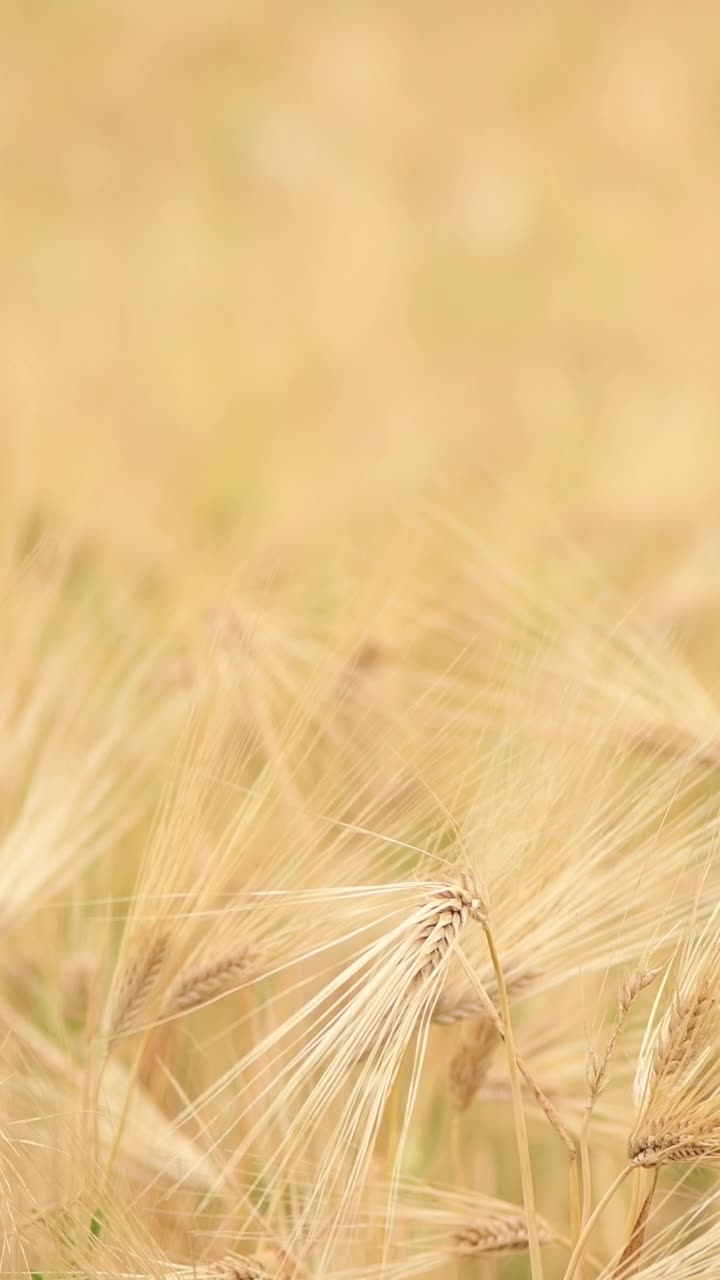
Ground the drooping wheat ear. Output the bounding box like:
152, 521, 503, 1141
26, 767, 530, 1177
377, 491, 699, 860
449, 1015, 499, 1110
451, 1214, 552, 1257
352, 874, 485, 1063
162, 946, 259, 1018
410, 873, 486, 987
106, 932, 169, 1045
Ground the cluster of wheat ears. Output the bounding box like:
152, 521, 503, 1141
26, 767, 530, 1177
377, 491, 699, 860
5, 499, 720, 1280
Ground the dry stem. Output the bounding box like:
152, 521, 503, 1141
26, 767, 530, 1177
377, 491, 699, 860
482, 919, 544, 1280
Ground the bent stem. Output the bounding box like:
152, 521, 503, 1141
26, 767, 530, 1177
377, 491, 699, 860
562, 1164, 633, 1280
482, 921, 544, 1280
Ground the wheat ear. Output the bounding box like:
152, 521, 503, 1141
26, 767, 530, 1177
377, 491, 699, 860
354, 875, 486, 1062
648, 978, 714, 1088
164, 1260, 265, 1280
163, 947, 258, 1017
106, 932, 168, 1045
580, 966, 660, 1242
456, 951, 575, 1153
410, 874, 486, 985
588, 966, 661, 1100
209, 1261, 265, 1280
449, 1016, 499, 1110
451, 1214, 552, 1257
448, 965, 536, 1109
433, 964, 535, 1024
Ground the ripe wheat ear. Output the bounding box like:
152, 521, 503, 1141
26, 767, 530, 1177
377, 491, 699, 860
173, 875, 485, 1267
105, 931, 169, 1046
630, 908, 720, 1169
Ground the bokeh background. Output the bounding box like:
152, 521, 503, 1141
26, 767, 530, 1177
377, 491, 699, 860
3, 1, 720, 636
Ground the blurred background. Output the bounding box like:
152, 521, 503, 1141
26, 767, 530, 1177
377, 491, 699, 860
3, 1, 720, 629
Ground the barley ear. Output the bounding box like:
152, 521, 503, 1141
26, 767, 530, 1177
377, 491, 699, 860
106, 932, 169, 1046
162, 946, 258, 1018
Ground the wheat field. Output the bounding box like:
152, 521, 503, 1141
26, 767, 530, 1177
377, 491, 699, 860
4, 5, 720, 1279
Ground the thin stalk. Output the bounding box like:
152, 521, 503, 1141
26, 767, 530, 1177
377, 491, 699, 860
579, 1105, 593, 1236
569, 1150, 582, 1246
95, 1027, 151, 1228
483, 921, 544, 1280
624, 1168, 642, 1240
562, 1165, 633, 1280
